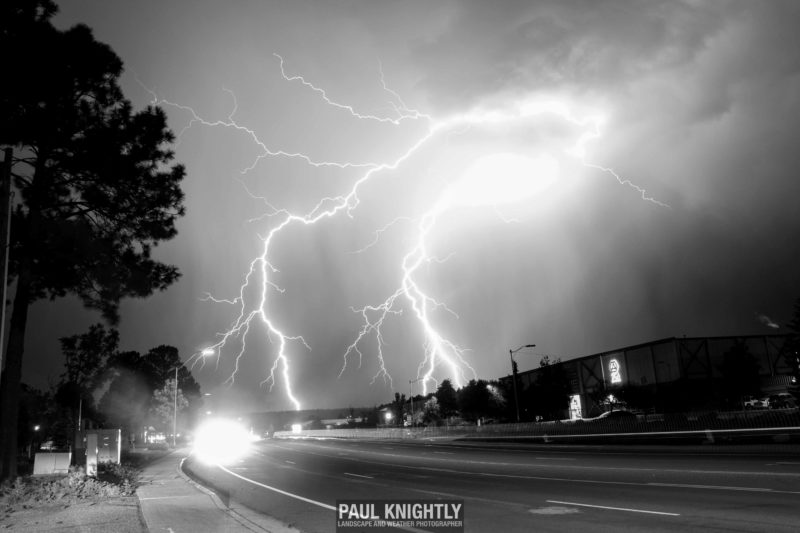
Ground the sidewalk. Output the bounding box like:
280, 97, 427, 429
137, 448, 292, 533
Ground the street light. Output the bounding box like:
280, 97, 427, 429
509, 344, 535, 423
172, 351, 214, 447
409, 378, 424, 427
171, 366, 180, 447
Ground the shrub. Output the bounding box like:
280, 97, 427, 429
98, 462, 140, 495
0, 477, 28, 506
0, 462, 141, 511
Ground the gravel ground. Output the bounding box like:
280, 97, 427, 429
0, 496, 146, 532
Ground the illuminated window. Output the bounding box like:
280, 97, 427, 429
609, 358, 622, 384
569, 394, 583, 420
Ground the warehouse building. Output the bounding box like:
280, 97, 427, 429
503, 334, 795, 419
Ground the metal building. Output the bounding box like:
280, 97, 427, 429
504, 334, 795, 419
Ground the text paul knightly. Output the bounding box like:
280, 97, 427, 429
336, 500, 464, 532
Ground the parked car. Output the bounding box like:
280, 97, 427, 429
768, 393, 798, 409
743, 396, 769, 409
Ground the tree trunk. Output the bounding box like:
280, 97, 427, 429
0, 150, 43, 481
0, 266, 33, 480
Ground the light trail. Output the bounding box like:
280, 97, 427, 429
145, 55, 667, 408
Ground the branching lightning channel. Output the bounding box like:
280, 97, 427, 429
150, 56, 667, 409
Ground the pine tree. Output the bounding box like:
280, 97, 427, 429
0, 1, 185, 479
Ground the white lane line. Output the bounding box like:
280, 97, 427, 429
285, 460, 295, 464
218, 465, 336, 511
344, 472, 374, 479
546, 500, 680, 517
139, 495, 198, 501
648, 482, 772, 492
535, 457, 575, 461
433, 451, 454, 455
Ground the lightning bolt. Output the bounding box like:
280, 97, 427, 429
144, 56, 667, 409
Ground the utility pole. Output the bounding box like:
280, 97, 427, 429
0, 148, 12, 376
509, 344, 535, 423
172, 366, 178, 447
409, 378, 423, 427
409, 380, 414, 427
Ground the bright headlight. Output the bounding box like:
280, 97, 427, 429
193, 418, 252, 465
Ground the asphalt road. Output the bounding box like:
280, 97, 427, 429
185, 438, 800, 532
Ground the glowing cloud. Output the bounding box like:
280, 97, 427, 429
446, 152, 560, 207
157, 56, 667, 409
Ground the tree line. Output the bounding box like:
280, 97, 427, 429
19, 324, 202, 456
378, 359, 573, 427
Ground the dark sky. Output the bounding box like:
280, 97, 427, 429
21, 0, 800, 413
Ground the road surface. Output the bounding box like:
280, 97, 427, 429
185, 438, 800, 532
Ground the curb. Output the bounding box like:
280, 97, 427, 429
178, 455, 301, 533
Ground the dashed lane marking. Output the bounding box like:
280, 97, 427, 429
648, 482, 772, 492
529, 506, 581, 515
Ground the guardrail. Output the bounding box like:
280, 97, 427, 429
273, 408, 800, 446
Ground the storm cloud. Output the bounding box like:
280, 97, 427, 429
22, 1, 800, 412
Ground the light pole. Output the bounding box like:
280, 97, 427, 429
509, 344, 535, 422
31, 425, 41, 457
172, 366, 179, 447
171, 350, 213, 446
409, 378, 424, 427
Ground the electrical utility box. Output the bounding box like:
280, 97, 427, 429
82, 429, 122, 465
